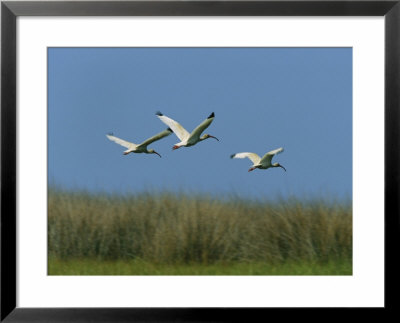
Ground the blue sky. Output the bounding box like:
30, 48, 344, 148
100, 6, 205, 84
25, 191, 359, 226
48, 47, 352, 200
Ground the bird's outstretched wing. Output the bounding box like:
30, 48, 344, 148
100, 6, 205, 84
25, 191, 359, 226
106, 134, 136, 149
230, 152, 261, 165
137, 128, 173, 148
188, 112, 215, 141
260, 147, 284, 164
156, 112, 190, 141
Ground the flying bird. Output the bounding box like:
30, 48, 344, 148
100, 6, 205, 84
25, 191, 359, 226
231, 148, 286, 172
106, 128, 172, 157
156, 111, 219, 150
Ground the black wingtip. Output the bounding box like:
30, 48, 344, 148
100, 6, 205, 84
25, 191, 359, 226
156, 111, 163, 116
107, 132, 114, 136
167, 127, 172, 132
230, 154, 235, 159
208, 112, 215, 119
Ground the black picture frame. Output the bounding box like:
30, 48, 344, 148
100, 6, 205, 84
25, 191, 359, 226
1, 0, 399, 321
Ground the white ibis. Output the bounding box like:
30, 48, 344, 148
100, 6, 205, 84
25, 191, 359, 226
106, 128, 172, 157
231, 148, 286, 172
155, 111, 219, 150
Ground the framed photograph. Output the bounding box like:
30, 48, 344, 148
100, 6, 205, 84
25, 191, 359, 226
1, 0, 398, 321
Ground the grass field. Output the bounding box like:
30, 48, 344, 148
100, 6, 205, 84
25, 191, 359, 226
49, 258, 352, 275
48, 188, 352, 275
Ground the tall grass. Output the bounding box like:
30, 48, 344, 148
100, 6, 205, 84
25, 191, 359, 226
48, 188, 352, 266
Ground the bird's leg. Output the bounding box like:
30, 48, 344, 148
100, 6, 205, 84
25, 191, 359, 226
248, 166, 256, 172
172, 145, 181, 150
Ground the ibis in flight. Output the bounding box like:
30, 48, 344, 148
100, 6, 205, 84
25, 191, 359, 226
231, 148, 286, 172
156, 111, 219, 150
106, 128, 172, 157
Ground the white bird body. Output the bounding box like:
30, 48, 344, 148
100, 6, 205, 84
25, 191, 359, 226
156, 111, 219, 149
106, 128, 172, 157
231, 148, 286, 172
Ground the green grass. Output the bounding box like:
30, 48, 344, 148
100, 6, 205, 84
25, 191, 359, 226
48, 188, 352, 275
48, 258, 352, 275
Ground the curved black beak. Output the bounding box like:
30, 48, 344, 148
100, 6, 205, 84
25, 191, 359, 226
209, 135, 219, 141
279, 164, 286, 172
153, 151, 162, 158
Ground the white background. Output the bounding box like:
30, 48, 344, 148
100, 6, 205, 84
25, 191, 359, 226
17, 17, 384, 307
